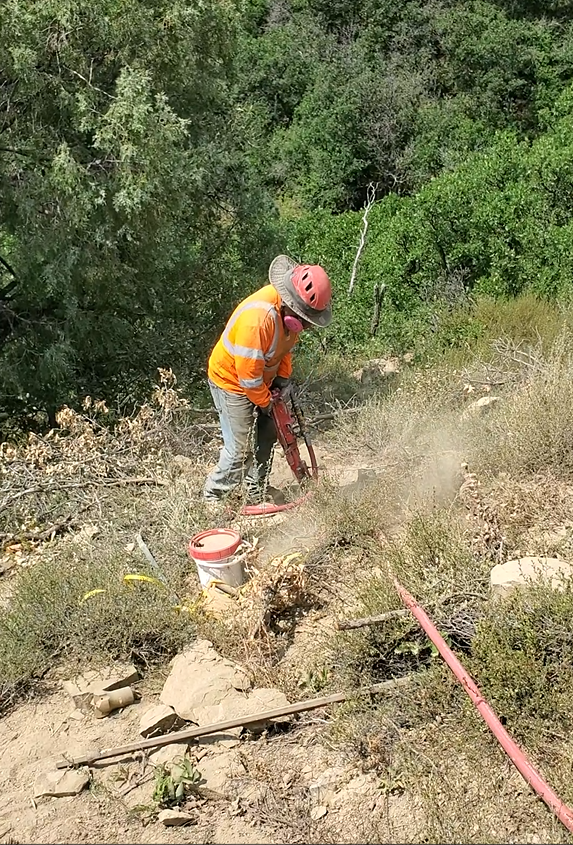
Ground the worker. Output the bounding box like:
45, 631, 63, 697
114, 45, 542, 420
204, 254, 332, 506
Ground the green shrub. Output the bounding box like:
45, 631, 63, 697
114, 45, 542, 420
0, 549, 195, 714
471, 581, 573, 741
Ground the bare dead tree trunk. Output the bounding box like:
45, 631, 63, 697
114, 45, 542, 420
348, 182, 377, 296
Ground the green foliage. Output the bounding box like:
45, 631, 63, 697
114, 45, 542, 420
237, 0, 573, 210
471, 582, 573, 739
473, 329, 573, 480
285, 83, 573, 356
3, 0, 573, 421
0, 0, 280, 422
153, 757, 201, 807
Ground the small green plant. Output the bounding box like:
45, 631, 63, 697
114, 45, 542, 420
152, 757, 202, 807
297, 664, 329, 693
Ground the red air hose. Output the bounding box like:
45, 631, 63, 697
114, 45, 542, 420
393, 579, 573, 834
240, 494, 311, 517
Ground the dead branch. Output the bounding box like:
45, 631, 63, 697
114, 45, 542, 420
0, 477, 167, 515
307, 407, 362, 426
0, 506, 92, 547
348, 182, 377, 296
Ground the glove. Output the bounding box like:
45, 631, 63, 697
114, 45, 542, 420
260, 398, 274, 415
271, 377, 290, 391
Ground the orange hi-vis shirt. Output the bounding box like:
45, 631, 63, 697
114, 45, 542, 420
208, 285, 298, 408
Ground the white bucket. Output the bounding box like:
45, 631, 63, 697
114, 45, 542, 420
188, 528, 245, 588
191, 554, 245, 588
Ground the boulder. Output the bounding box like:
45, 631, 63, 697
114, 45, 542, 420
160, 640, 290, 746
336, 467, 378, 492
160, 640, 250, 723
490, 556, 573, 598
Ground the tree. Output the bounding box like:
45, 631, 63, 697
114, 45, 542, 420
0, 0, 278, 424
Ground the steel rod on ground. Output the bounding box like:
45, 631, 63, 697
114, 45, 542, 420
57, 677, 411, 769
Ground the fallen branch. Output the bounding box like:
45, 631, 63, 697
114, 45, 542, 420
307, 407, 362, 426
0, 506, 91, 547
0, 476, 167, 514
57, 676, 413, 769
336, 609, 409, 630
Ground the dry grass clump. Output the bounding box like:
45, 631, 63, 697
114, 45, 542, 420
323, 510, 490, 694
470, 580, 573, 743
0, 369, 218, 714
477, 471, 573, 554
471, 330, 573, 480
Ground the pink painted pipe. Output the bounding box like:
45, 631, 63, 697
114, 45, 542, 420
393, 578, 573, 834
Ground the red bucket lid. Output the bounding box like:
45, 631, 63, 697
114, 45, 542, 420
188, 528, 242, 562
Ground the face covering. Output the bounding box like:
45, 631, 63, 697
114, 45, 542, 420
284, 314, 304, 334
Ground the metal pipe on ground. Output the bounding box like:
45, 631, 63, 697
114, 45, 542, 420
56, 676, 411, 769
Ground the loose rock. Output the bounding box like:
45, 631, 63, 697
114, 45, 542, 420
352, 358, 401, 385
63, 663, 139, 711
490, 556, 573, 598
34, 767, 90, 798
158, 808, 197, 827
308, 765, 347, 807
139, 703, 183, 738
149, 743, 190, 771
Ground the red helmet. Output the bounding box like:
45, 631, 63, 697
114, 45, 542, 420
291, 264, 332, 312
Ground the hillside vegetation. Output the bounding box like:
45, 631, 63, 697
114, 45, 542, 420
2, 0, 573, 425
3, 4, 573, 841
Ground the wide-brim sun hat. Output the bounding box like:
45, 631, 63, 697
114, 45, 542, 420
269, 255, 332, 328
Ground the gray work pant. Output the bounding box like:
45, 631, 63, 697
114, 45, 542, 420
203, 380, 277, 502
